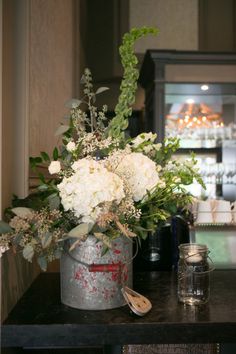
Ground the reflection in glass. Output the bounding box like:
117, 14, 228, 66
165, 83, 236, 148
165, 83, 236, 199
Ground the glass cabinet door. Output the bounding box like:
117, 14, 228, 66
139, 50, 236, 200
164, 82, 236, 199
165, 83, 236, 148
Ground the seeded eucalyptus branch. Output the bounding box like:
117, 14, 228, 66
107, 26, 159, 139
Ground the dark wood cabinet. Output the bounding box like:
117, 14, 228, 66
139, 50, 236, 142
139, 50, 236, 200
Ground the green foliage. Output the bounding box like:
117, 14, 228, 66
154, 137, 180, 166
53, 147, 59, 160
68, 223, 93, 238
40, 151, 50, 162
0, 220, 12, 234
29, 156, 43, 171
37, 256, 48, 272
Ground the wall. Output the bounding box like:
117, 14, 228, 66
29, 0, 76, 158
1, 0, 77, 321
129, 0, 199, 52
199, 0, 236, 51
1, 0, 33, 324
80, 0, 236, 111
78, 0, 199, 112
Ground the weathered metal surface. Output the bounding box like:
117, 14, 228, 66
60, 235, 133, 310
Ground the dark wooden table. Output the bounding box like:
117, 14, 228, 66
2, 270, 236, 353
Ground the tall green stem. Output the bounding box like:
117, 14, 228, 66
107, 26, 158, 139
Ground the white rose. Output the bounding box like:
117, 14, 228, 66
48, 161, 61, 174
66, 141, 76, 152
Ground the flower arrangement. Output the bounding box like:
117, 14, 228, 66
0, 27, 204, 270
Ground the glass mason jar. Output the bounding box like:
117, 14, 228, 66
177, 243, 211, 305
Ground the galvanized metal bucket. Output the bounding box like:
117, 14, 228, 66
60, 235, 133, 310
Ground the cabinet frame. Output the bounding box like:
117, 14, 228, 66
139, 50, 236, 142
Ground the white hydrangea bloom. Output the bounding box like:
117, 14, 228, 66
48, 161, 61, 174
58, 158, 125, 224
66, 141, 76, 152
71, 158, 104, 172
116, 152, 160, 202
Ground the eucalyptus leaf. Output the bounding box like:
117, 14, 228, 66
12, 207, 33, 218
65, 98, 82, 108
38, 184, 48, 191
37, 256, 48, 271
55, 125, 70, 136
94, 232, 112, 249
41, 232, 52, 249
47, 193, 60, 210
68, 223, 93, 238
54, 248, 62, 259
0, 220, 12, 234
22, 244, 34, 262
69, 239, 82, 252
14, 233, 23, 244
95, 87, 109, 95
101, 244, 109, 256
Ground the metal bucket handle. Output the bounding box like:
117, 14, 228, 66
63, 237, 138, 273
